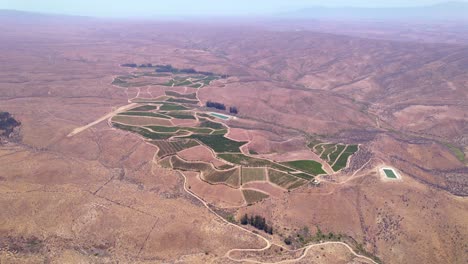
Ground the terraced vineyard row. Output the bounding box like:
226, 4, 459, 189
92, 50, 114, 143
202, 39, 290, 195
112, 65, 226, 90
171, 156, 240, 188
151, 140, 199, 158
309, 141, 359, 172
108, 63, 361, 206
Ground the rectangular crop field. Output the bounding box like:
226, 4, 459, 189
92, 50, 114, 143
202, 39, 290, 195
218, 153, 293, 172
151, 140, 199, 157
129, 105, 158, 111
165, 91, 197, 100
218, 153, 294, 172
159, 103, 190, 111
183, 127, 213, 134
167, 98, 199, 104
118, 111, 171, 119
242, 167, 266, 183
290, 172, 314, 180
219, 153, 270, 166
203, 167, 240, 188
131, 96, 168, 103
112, 123, 174, 140
267, 169, 307, 190
163, 112, 196, 120
188, 134, 247, 153
281, 160, 325, 176
199, 119, 225, 129
111, 115, 173, 127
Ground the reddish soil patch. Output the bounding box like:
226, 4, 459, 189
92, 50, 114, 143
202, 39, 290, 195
165, 86, 188, 94
146, 86, 166, 98
183, 171, 245, 207
260, 149, 322, 163
178, 145, 227, 168
242, 182, 286, 197
125, 87, 139, 98
248, 136, 275, 154
226, 128, 250, 141
249, 136, 307, 155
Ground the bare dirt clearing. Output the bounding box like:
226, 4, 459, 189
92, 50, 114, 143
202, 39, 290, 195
178, 145, 228, 168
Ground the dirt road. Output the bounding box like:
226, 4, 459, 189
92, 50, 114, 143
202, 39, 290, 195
67, 103, 137, 137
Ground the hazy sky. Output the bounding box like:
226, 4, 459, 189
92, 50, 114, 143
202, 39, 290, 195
0, 0, 465, 17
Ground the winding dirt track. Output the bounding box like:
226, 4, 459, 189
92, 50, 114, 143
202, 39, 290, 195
226, 241, 377, 264
174, 169, 271, 248
166, 164, 377, 264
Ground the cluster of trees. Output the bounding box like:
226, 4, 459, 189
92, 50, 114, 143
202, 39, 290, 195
206, 101, 239, 114
121, 63, 138, 68
121, 63, 153, 68
155, 64, 178, 73
206, 101, 226, 110
0, 112, 20, 137
284, 226, 343, 246
229, 106, 238, 114
155, 64, 215, 76
138, 63, 153, 68
122, 63, 229, 78
240, 214, 273, 235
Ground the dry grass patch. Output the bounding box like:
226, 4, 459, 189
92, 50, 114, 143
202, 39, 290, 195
178, 145, 227, 168
267, 169, 307, 190
151, 140, 199, 158
183, 171, 245, 207
203, 167, 241, 188
241, 167, 266, 184
242, 189, 269, 204
158, 156, 172, 168
242, 182, 285, 197
171, 155, 211, 172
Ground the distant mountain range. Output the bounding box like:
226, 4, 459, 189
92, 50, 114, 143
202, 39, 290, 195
1, 1, 468, 21
277, 1, 468, 21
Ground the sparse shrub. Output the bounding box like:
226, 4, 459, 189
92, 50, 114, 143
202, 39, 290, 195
226, 214, 236, 223
240, 214, 248, 225
229, 106, 238, 114
242, 214, 273, 234
121, 63, 137, 68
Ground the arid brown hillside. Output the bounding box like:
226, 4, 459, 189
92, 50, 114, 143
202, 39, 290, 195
0, 13, 466, 264
150, 27, 468, 143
